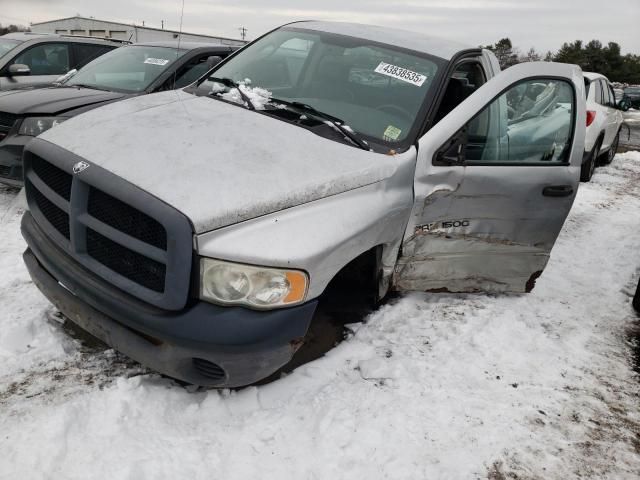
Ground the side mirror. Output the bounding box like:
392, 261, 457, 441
617, 98, 631, 112
206, 56, 223, 69
8, 64, 31, 76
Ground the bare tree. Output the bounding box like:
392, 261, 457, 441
520, 47, 541, 62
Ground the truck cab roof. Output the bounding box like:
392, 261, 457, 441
288, 21, 477, 60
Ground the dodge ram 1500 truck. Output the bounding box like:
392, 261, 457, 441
20, 21, 585, 387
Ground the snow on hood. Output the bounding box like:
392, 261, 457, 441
38, 90, 399, 233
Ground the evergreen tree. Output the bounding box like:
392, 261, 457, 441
484, 36, 640, 83
483, 38, 520, 69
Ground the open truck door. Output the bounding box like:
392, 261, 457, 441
395, 62, 585, 293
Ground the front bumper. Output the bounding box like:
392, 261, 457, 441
0, 133, 30, 186
22, 212, 317, 387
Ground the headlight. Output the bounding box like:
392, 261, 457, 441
200, 258, 308, 309
18, 117, 68, 136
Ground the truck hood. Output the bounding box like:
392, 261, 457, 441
0, 86, 127, 115
39, 90, 400, 233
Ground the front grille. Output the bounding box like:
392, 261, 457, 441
0, 112, 18, 129
87, 228, 166, 292
0, 165, 10, 177
32, 155, 72, 200
32, 187, 70, 239
25, 150, 192, 309
88, 187, 167, 250
192, 358, 226, 381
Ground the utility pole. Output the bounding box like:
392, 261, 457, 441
161, 20, 164, 29
238, 26, 247, 41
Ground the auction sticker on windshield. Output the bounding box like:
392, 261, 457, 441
374, 62, 427, 87
144, 58, 170, 66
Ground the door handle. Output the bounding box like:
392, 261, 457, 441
542, 185, 574, 197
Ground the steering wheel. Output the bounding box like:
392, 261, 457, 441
375, 104, 413, 123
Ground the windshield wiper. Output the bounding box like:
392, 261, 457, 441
207, 76, 255, 110
69, 83, 111, 92
270, 98, 370, 151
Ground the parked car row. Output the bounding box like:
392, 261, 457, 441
0, 32, 122, 91
0, 41, 236, 185
0, 22, 627, 387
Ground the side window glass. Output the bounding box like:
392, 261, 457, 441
74, 44, 114, 69
436, 79, 574, 165
13, 43, 70, 75
594, 80, 603, 105
173, 56, 217, 89
601, 81, 611, 106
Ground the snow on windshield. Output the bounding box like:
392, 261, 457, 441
217, 80, 272, 110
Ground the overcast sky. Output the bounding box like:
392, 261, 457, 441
2, 0, 639, 54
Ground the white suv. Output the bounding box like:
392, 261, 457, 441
581, 72, 624, 182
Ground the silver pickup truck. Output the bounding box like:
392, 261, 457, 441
20, 21, 585, 387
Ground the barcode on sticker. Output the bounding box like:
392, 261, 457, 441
374, 62, 427, 87
144, 58, 170, 66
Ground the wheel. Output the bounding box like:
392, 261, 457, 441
580, 139, 601, 182
601, 131, 619, 166
633, 277, 640, 313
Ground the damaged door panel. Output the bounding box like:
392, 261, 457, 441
395, 62, 585, 294
394, 231, 550, 293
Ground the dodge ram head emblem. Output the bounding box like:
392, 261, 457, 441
72, 161, 90, 174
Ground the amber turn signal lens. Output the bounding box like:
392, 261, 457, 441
284, 271, 308, 304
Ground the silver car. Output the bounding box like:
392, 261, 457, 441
0, 32, 120, 91
20, 21, 586, 387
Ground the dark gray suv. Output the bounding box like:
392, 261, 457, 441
0, 32, 120, 91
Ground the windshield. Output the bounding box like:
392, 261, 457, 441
193, 28, 442, 149
67, 45, 186, 93
0, 38, 21, 59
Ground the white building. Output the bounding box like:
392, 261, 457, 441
30, 16, 246, 46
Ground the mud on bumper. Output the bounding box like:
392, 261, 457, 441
22, 212, 317, 387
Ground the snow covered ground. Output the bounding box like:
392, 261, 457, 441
1, 152, 639, 479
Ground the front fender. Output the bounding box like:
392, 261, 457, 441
196, 149, 417, 300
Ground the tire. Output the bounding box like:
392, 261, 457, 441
580, 139, 601, 182
601, 131, 619, 166
633, 277, 640, 314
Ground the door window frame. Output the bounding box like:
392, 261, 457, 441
420, 52, 485, 136
432, 75, 577, 167
607, 83, 617, 108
